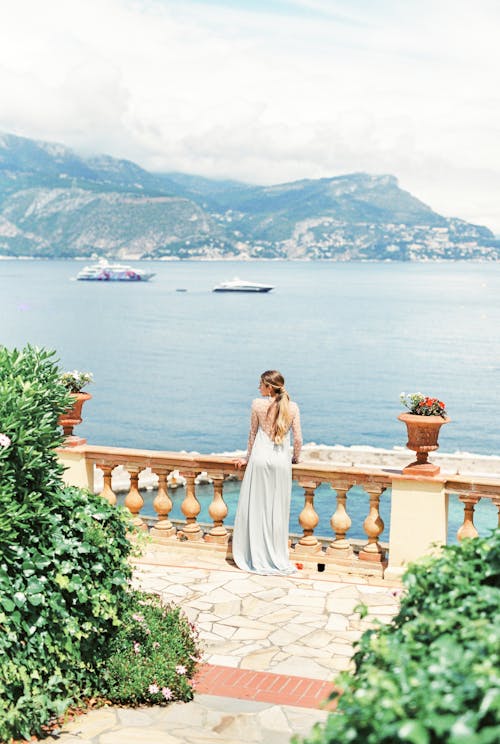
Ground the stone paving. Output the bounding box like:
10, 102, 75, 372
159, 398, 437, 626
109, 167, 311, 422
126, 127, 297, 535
47, 545, 401, 744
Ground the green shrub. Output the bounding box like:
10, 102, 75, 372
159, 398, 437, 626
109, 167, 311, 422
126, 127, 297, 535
301, 530, 500, 744
0, 346, 133, 741
101, 591, 200, 705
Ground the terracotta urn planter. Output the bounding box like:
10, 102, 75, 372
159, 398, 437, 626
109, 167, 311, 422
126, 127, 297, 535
398, 412, 451, 476
59, 392, 92, 444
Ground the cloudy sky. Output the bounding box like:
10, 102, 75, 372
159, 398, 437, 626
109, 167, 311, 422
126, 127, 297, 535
1, 0, 499, 232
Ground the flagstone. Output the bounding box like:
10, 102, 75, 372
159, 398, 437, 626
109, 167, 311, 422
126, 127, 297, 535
223, 579, 266, 595
268, 623, 312, 647
218, 616, 273, 630
253, 587, 288, 601
213, 713, 263, 740
275, 594, 325, 608
269, 657, 333, 679
300, 630, 336, 649
260, 610, 302, 625
61, 709, 118, 737
213, 599, 242, 617
202, 587, 246, 603
247, 575, 295, 588
329, 585, 363, 599
210, 624, 237, 640
116, 708, 156, 726
162, 583, 195, 598
358, 589, 398, 603
284, 706, 329, 734
232, 626, 272, 640
226, 641, 269, 656
325, 613, 350, 631
330, 629, 363, 642
100, 728, 180, 744
204, 653, 240, 667
189, 599, 218, 610
326, 595, 362, 614
240, 647, 279, 670
364, 603, 398, 615
257, 705, 292, 732
310, 580, 350, 592
328, 655, 356, 672
299, 612, 331, 624
326, 641, 355, 656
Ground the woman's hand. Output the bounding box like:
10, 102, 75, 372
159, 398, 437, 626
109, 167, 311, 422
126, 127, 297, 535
233, 458, 247, 469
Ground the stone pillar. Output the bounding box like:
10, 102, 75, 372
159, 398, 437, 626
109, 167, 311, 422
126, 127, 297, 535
205, 473, 229, 544
150, 467, 176, 539
359, 486, 386, 563
57, 447, 94, 490
385, 476, 448, 581
326, 486, 353, 561
178, 472, 203, 541
293, 479, 322, 554
124, 466, 147, 531
96, 463, 117, 505
457, 494, 481, 541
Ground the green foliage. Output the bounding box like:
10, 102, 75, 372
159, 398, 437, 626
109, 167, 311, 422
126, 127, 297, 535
0, 345, 133, 742
101, 591, 200, 705
300, 530, 500, 744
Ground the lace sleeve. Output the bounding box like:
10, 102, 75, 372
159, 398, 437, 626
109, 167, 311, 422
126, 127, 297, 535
245, 401, 259, 459
291, 405, 303, 463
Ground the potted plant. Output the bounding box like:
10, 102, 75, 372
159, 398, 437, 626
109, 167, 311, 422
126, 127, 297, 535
58, 370, 93, 442
398, 392, 451, 475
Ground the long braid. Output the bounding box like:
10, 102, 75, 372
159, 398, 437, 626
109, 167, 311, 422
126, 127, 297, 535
261, 370, 292, 444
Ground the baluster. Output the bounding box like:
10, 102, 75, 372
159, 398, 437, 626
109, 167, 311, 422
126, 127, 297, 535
457, 494, 481, 541
293, 479, 322, 554
205, 473, 229, 544
359, 486, 386, 562
179, 471, 203, 541
326, 485, 353, 560
150, 466, 176, 539
97, 462, 117, 505
124, 465, 148, 531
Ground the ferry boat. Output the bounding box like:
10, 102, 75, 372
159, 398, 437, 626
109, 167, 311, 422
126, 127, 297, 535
76, 259, 155, 282
212, 278, 274, 293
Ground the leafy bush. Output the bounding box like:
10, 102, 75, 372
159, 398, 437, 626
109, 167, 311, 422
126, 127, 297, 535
0, 346, 133, 741
301, 530, 500, 744
0, 345, 201, 741
101, 591, 200, 705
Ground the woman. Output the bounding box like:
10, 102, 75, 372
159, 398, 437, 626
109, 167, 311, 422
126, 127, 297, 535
232, 370, 302, 575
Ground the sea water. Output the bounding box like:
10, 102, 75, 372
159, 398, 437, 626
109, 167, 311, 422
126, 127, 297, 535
2, 259, 499, 541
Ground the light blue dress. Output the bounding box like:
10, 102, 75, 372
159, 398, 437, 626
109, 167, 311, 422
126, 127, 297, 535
232, 400, 301, 575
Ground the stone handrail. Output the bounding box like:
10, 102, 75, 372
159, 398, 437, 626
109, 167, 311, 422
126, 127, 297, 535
57, 444, 500, 580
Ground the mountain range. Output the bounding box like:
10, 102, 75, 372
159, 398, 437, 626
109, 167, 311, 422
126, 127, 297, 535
0, 132, 498, 261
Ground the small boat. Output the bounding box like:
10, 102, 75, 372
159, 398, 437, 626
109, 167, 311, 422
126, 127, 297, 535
76, 259, 155, 282
212, 277, 274, 293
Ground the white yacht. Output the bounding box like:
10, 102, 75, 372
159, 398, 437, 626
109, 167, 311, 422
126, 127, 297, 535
212, 277, 274, 293
76, 259, 155, 282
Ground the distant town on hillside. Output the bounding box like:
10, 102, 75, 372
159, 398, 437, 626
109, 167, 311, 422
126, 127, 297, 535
0, 132, 499, 261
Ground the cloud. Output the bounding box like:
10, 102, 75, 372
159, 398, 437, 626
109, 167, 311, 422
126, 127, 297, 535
0, 0, 499, 231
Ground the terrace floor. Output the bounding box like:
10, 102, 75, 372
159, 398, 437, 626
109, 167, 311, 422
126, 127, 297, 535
46, 542, 401, 744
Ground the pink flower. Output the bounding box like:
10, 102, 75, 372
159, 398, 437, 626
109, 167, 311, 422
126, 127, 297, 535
133, 642, 141, 654
175, 664, 187, 675
162, 687, 173, 700
153, 641, 160, 649
148, 683, 159, 694
0, 433, 11, 448
132, 613, 144, 623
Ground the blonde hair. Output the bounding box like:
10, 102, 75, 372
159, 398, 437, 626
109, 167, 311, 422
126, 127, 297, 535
261, 370, 292, 445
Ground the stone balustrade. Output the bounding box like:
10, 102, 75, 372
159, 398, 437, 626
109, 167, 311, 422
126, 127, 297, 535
57, 444, 500, 580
